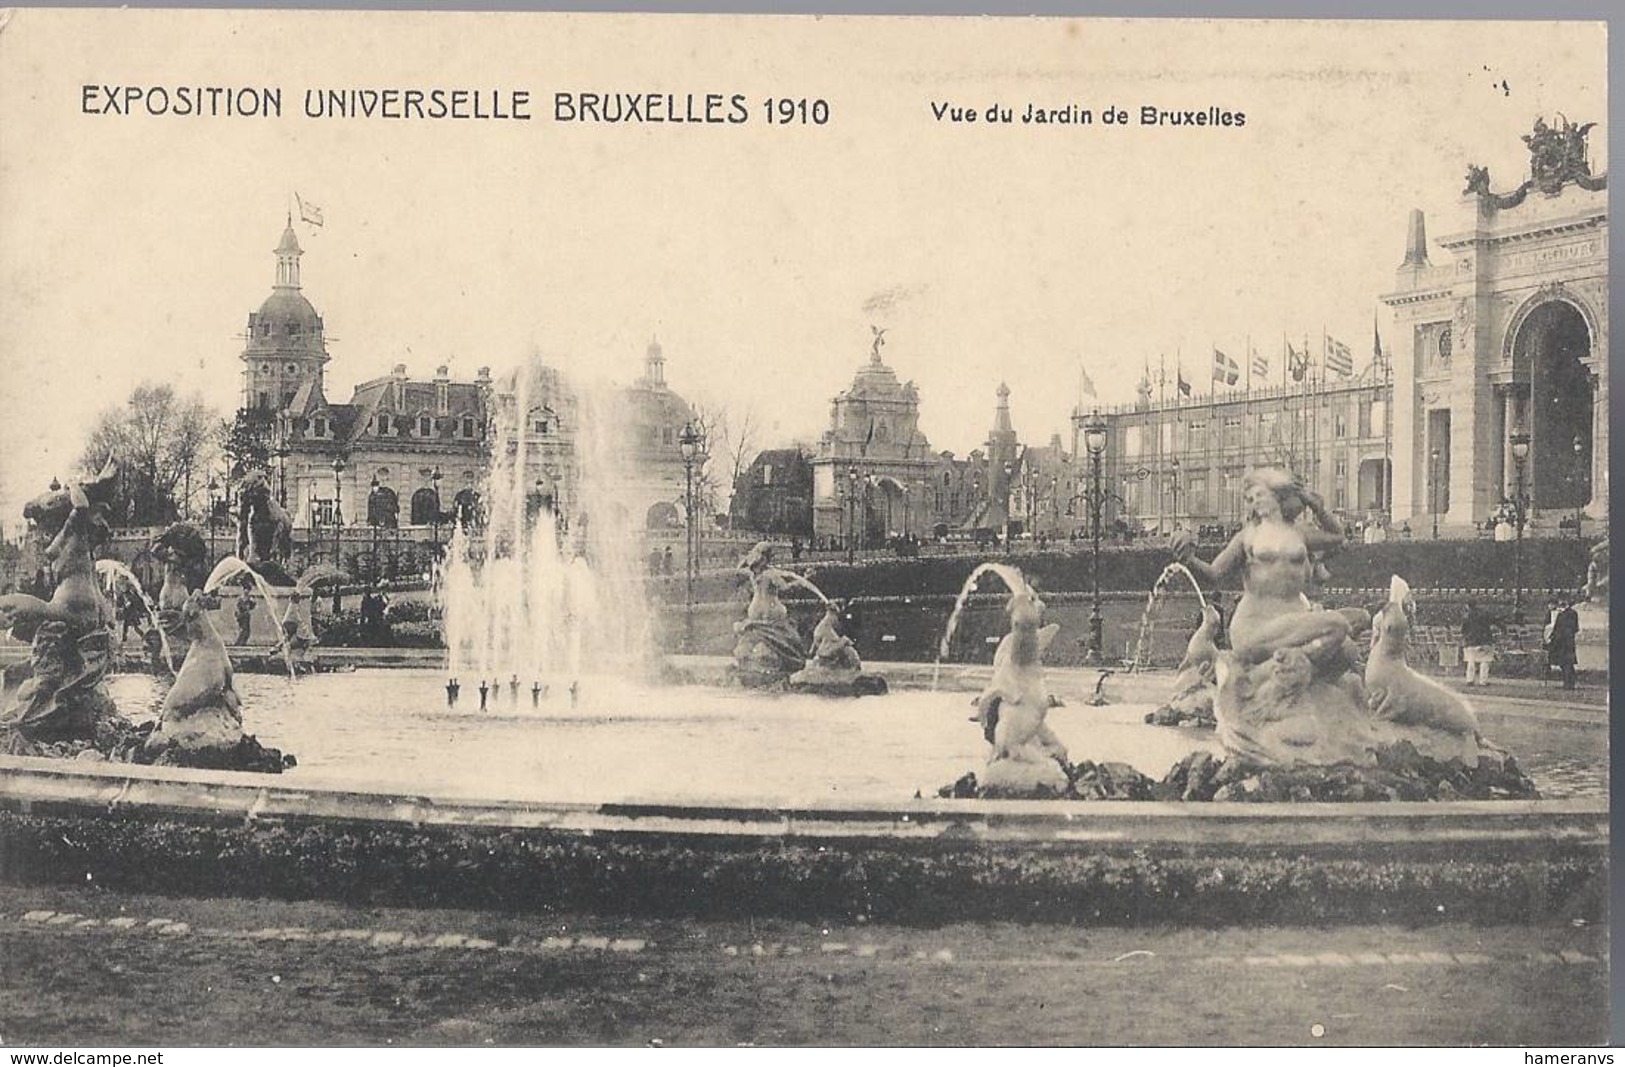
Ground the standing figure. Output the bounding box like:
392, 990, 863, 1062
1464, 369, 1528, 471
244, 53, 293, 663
235, 592, 256, 646
1460, 601, 1496, 687
1547, 597, 1580, 690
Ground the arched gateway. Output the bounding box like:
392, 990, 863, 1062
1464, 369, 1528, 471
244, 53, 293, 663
1383, 116, 1607, 528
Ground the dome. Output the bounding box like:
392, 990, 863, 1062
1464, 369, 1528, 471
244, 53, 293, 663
256, 289, 321, 329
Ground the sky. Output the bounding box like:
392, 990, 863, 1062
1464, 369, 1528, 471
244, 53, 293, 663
0, 11, 1607, 520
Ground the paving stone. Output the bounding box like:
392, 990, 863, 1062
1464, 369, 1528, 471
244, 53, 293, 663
278, 928, 312, 941
463, 938, 498, 951
854, 945, 879, 958
159, 923, 190, 936
370, 931, 405, 946
932, 949, 954, 963
541, 937, 574, 950
334, 929, 372, 941
75, 919, 101, 928
431, 934, 469, 948
144, 919, 174, 928
821, 942, 849, 954
48, 913, 84, 925
106, 917, 138, 930
1559, 950, 1598, 964
609, 939, 647, 953
21, 911, 56, 923
578, 936, 610, 951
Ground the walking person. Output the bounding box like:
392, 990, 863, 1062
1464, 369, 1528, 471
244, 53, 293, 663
1546, 595, 1580, 690
1460, 600, 1496, 687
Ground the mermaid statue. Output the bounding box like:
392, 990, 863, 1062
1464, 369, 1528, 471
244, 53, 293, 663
789, 600, 889, 696
1172, 467, 1503, 767
731, 542, 808, 688
0, 462, 129, 754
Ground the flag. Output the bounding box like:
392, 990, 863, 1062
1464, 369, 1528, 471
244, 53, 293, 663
1211, 348, 1239, 387
1288, 343, 1309, 382
1079, 363, 1097, 399
295, 193, 324, 227
1325, 336, 1354, 377
1177, 370, 1192, 398
1250, 350, 1268, 379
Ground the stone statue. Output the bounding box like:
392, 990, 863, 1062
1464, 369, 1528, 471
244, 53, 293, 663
143, 591, 245, 762
973, 586, 1068, 792
1171, 468, 1371, 766
147, 522, 210, 671
1146, 602, 1221, 727
235, 470, 295, 585
1524, 114, 1596, 194
731, 542, 808, 688
0, 461, 128, 754
789, 600, 888, 695
1364, 578, 1485, 762
1463, 164, 1492, 197
1584, 540, 1608, 605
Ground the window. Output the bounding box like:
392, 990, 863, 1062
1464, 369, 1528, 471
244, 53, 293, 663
288, 323, 301, 337
533, 417, 551, 434
313, 416, 328, 437
662, 427, 674, 446
1334, 487, 1347, 508
377, 414, 392, 436
1334, 413, 1347, 438
257, 390, 270, 409
1335, 457, 1348, 478
762, 464, 774, 486
418, 415, 433, 437
459, 415, 476, 438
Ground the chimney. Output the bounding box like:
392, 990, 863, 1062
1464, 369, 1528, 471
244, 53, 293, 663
392, 363, 408, 378
435, 364, 449, 381
1401, 209, 1429, 268
476, 366, 491, 383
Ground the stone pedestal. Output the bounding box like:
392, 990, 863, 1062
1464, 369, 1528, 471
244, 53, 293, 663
1573, 603, 1609, 671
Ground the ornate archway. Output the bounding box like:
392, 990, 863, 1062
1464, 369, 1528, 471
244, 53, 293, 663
1508, 297, 1593, 510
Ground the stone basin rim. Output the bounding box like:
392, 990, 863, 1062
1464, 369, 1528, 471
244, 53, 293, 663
0, 755, 1606, 828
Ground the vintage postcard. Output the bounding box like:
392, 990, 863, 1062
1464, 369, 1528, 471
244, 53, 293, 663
0, 8, 1608, 1050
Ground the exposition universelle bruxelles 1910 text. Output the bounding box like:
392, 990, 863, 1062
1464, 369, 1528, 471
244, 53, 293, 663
78, 86, 1246, 130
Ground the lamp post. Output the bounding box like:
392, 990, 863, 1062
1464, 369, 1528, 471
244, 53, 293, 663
1002, 461, 1013, 547
206, 478, 220, 567
275, 411, 291, 507
431, 466, 443, 550
678, 421, 702, 648
846, 465, 859, 564
1082, 414, 1109, 658
331, 456, 346, 588
1167, 457, 1181, 534
1572, 435, 1584, 538
1510, 426, 1530, 623
1429, 447, 1441, 540
901, 484, 910, 541
368, 474, 382, 581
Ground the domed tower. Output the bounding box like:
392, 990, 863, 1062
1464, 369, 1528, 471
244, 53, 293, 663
241, 217, 330, 412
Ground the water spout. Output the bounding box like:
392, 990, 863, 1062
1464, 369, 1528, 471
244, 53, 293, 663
95, 559, 174, 673
203, 556, 299, 679
933, 561, 1029, 688
1128, 562, 1208, 671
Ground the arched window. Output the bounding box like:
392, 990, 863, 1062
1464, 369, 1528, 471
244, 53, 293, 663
417, 414, 434, 437
410, 487, 440, 525
377, 414, 392, 436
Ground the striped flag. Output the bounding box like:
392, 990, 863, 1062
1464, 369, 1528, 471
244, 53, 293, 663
1250, 350, 1269, 380
1325, 336, 1354, 377
1212, 348, 1239, 387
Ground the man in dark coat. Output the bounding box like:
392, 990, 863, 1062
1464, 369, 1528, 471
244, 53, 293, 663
1547, 596, 1580, 690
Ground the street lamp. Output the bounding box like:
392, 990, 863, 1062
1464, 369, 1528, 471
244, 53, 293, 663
678, 421, 702, 648
331, 456, 346, 589
1082, 414, 1110, 659
431, 466, 443, 550
1429, 447, 1441, 540
206, 477, 220, 567
846, 464, 859, 564
1572, 435, 1584, 538
368, 474, 382, 582
1002, 461, 1014, 547
1167, 457, 1181, 533
1510, 426, 1530, 622
275, 411, 292, 506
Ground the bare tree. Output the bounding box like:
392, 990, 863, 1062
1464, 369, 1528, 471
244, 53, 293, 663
79, 383, 220, 526
688, 400, 762, 522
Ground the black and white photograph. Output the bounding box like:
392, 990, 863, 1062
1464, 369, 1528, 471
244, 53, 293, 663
0, 8, 1609, 1049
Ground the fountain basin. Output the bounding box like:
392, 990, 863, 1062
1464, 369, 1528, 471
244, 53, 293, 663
0, 664, 1605, 925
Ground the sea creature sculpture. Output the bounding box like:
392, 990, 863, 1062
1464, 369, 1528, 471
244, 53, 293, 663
974, 586, 1068, 791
